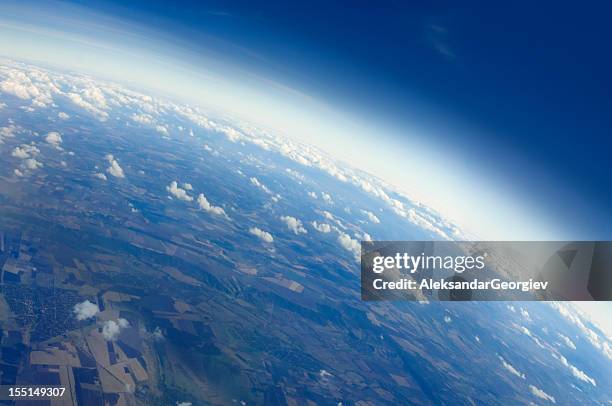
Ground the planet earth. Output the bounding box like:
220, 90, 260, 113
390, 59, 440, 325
0, 58, 610, 405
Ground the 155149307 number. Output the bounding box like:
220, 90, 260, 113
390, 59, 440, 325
8, 387, 66, 397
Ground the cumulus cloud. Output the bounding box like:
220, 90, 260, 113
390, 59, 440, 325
14, 169, 23, 177
552, 353, 596, 386
182, 183, 193, 191
131, 113, 154, 125
102, 318, 129, 341
308, 191, 317, 199
250, 177, 271, 194
105, 154, 125, 178
93, 172, 107, 181
0, 125, 18, 144
24, 158, 43, 170
311, 221, 331, 233
58, 112, 69, 120
321, 192, 333, 204
73, 300, 99, 321
549, 302, 612, 360
499, 356, 525, 379
558, 333, 576, 350
45, 131, 62, 147
167, 181, 193, 201
12, 144, 40, 159
362, 210, 380, 224
249, 227, 273, 243
280, 215, 307, 234
529, 385, 555, 403
520, 308, 531, 322
337, 231, 360, 260
322, 211, 334, 221
197, 193, 227, 217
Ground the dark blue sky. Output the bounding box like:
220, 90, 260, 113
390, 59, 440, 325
69, 1, 612, 237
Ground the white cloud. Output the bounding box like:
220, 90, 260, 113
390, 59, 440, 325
0, 125, 18, 144
24, 158, 43, 170
102, 318, 129, 341
197, 193, 227, 217
520, 308, 531, 322
311, 221, 331, 233
73, 300, 99, 321
58, 112, 69, 120
13, 169, 23, 177
250, 177, 271, 194
105, 154, 125, 178
529, 385, 555, 403
337, 231, 360, 260
155, 124, 169, 135
131, 113, 154, 125
362, 210, 380, 224
182, 183, 193, 191
552, 353, 596, 386
499, 356, 525, 379
167, 181, 193, 201
549, 302, 612, 360
45, 131, 62, 147
321, 192, 333, 204
280, 216, 307, 235
12, 144, 40, 159
558, 333, 576, 350
93, 172, 107, 181
249, 227, 273, 243
308, 191, 317, 199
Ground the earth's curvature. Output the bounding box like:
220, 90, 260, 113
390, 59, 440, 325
0, 59, 610, 405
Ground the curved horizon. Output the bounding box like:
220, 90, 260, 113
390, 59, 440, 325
1, 0, 609, 240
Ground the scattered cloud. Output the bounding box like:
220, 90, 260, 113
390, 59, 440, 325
45, 131, 62, 147
93, 172, 107, 181
12, 144, 39, 159
280, 215, 307, 234
197, 193, 227, 217
520, 308, 531, 322
499, 356, 525, 379
24, 158, 43, 170
102, 318, 129, 341
73, 300, 99, 320
250, 177, 271, 194
58, 111, 69, 120
362, 210, 380, 224
549, 302, 612, 360
529, 385, 555, 403
321, 192, 333, 204
337, 231, 360, 260
105, 154, 125, 178
552, 353, 596, 386
249, 227, 273, 243
167, 181, 193, 201
558, 333, 576, 350
311, 221, 331, 233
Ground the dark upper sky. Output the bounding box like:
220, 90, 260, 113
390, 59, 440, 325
67, 1, 612, 237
